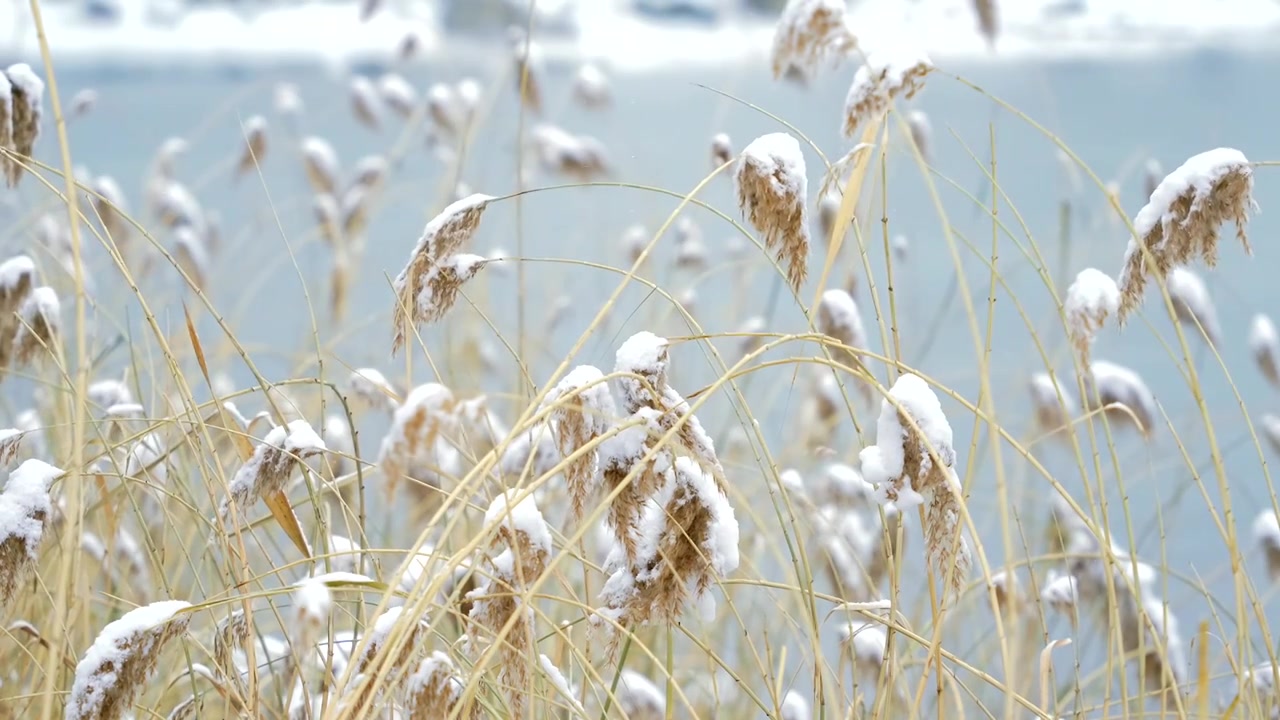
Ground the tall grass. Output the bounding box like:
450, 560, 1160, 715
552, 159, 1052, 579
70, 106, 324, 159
2, 1, 1280, 718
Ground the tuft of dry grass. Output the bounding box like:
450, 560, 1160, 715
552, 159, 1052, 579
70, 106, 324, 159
3, 64, 44, 188
842, 50, 933, 138
0, 459, 63, 611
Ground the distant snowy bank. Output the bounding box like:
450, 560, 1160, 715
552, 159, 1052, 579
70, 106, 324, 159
3, 0, 1280, 71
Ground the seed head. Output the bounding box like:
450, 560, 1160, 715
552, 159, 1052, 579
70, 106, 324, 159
736, 132, 810, 292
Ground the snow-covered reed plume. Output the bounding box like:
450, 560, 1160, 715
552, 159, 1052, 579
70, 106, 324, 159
301, 137, 340, 196
377, 73, 417, 118
235, 115, 268, 178
1081, 360, 1157, 437
543, 365, 617, 520
572, 62, 611, 109
839, 620, 888, 685
3, 64, 43, 188
1029, 372, 1075, 435
66, 600, 191, 720
173, 226, 210, 292
391, 194, 493, 352
859, 373, 970, 602
467, 491, 553, 719
1260, 414, 1280, 456
0, 459, 62, 611
1040, 571, 1079, 624
406, 651, 476, 719
673, 217, 707, 270
816, 288, 867, 374
1251, 314, 1280, 387
345, 367, 400, 413
92, 176, 131, 249
68, 88, 97, 119
0, 255, 34, 371
348, 75, 382, 130
530, 124, 610, 180
736, 132, 811, 291
710, 132, 733, 170
378, 382, 457, 503
13, 286, 61, 367
1064, 268, 1119, 360
1118, 148, 1255, 322
274, 82, 303, 127
219, 419, 325, 520
616, 669, 665, 720
906, 110, 932, 163
592, 332, 738, 633
842, 49, 933, 138
770, 0, 856, 81
1166, 266, 1220, 345
291, 576, 331, 650
1254, 510, 1280, 583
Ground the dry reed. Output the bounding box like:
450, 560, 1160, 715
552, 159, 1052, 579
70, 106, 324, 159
0, 459, 63, 611
391, 193, 493, 352
1251, 313, 1280, 387
1064, 268, 1119, 361
1117, 148, 1254, 322
842, 49, 932, 138
3, 64, 43, 188
736, 132, 811, 291
542, 365, 617, 520
770, 0, 857, 81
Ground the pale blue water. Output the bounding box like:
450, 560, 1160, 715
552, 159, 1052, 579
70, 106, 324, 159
4, 46, 1280, 712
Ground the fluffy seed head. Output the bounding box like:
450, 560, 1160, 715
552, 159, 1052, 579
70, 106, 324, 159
392, 194, 493, 352
1082, 360, 1157, 438
572, 63, 611, 109
907, 110, 932, 163
378, 382, 456, 502
406, 652, 477, 719
543, 365, 617, 520
219, 420, 326, 520
1118, 148, 1254, 322
1064, 268, 1119, 359
0, 459, 62, 611
235, 115, 269, 177
1166, 266, 1220, 346
66, 600, 192, 720
842, 49, 932, 138
13, 286, 60, 368
710, 132, 733, 170
301, 137, 340, 195
4, 64, 44, 188
349, 75, 382, 130
378, 73, 418, 118
770, 0, 857, 81
1251, 313, 1280, 387
736, 132, 810, 291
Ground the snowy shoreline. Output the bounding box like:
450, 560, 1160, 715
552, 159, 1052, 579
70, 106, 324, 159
4, 0, 1280, 71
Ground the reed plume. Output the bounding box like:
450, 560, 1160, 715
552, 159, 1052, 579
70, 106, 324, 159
405, 651, 478, 719
467, 491, 553, 719
816, 288, 868, 375
530, 124, 610, 180
391, 194, 493, 351
13, 286, 61, 368
301, 137, 340, 195
235, 115, 268, 178
0, 459, 63, 611
1118, 148, 1254, 322
0, 73, 11, 183
842, 49, 932, 138
614, 670, 665, 720
972, 0, 999, 47
906, 109, 932, 163
542, 364, 617, 521
345, 367, 400, 412
65, 600, 192, 720
1029, 371, 1075, 436
859, 373, 970, 603
1251, 314, 1280, 387
572, 63, 611, 109
1254, 510, 1280, 583
91, 176, 131, 249
348, 75, 382, 130
378, 382, 457, 503
378, 73, 417, 118
1081, 359, 1157, 437
1166, 265, 1220, 345
736, 132, 811, 291
710, 132, 733, 170
1064, 268, 1119, 360
3, 64, 43, 188
770, 0, 856, 81
219, 419, 326, 521
509, 29, 543, 115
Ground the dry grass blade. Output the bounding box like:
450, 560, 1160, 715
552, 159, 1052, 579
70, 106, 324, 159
736, 132, 811, 291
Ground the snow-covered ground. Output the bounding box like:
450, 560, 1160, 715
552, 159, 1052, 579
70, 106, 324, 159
3, 0, 1280, 70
